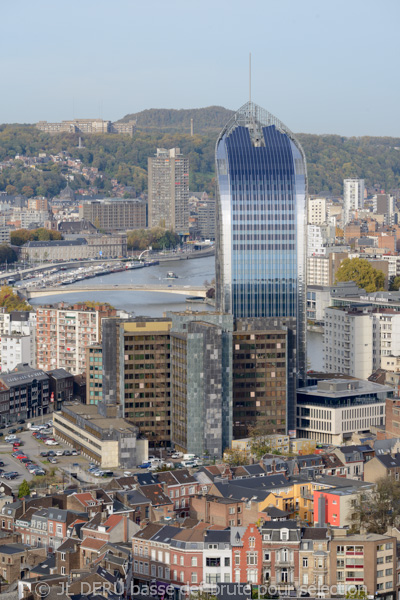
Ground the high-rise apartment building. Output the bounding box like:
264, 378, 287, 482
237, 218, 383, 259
101, 317, 172, 447
36, 303, 116, 375
86, 344, 103, 405
215, 101, 307, 430
307, 197, 327, 225
148, 148, 189, 235
343, 178, 365, 225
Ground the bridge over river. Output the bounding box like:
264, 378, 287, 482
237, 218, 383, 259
21, 284, 208, 300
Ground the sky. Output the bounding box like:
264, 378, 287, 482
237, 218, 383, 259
1, 0, 399, 137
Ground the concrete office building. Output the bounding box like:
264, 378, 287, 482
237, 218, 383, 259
79, 199, 147, 232
0, 364, 51, 423
148, 148, 189, 235
101, 317, 172, 448
86, 344, 103, 405
343, 178, 365, 225
197, 198, 216, 240
296, 378, 391, 444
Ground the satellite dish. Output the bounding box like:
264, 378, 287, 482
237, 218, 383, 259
0, 487, 5, 493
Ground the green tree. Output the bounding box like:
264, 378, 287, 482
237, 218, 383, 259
390, 276, 400, 291
335, 257, 385, 292
18, 479, 31, 498
5, 184, 17, 195
0, 245, 17, 265
223, 447, 248, 466
350, 477, 400, 534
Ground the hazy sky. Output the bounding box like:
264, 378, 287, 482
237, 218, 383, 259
2, 0, 399, 136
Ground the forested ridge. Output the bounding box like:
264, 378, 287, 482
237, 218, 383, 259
0, 107, 399, 197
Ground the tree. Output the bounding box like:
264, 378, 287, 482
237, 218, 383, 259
350, 477, 400, 534
5, 185, 16, 195
21, 185, 34, 197
0, 245, 17, 265
18, 479, 31, 498
0, 286, 32, 312
223, 447, 248, 466
390, 276, 400, 291
335, 257, 385, 292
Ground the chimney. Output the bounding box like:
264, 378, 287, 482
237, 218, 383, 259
124, 515, 128, 543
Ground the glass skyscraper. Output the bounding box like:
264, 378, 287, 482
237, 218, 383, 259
215, 101, 307, 430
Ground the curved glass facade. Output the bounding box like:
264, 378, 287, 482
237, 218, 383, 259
215, 102, 307, 428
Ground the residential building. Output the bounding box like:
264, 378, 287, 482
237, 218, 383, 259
0, 544, 46, 584
296, 378, 390, 444
307, 197, 327, 225
329, 533, 395, 598
261, 521, 301, 590
79, 199, 147, 232
148, 147, 189, 235
215, 101, 307, 431
86, 344, 103, 405
203, 529, 232, 589
197, 198, 216, 240
343, 179, 365, 225
47, 368, 74, 410
28, 197, 48, 211
53, 401, 148, 468
364, 452, 400, 483
384, 397, 400, 438
323, 307, 373, 378
374, 193, 395, 226
36, 303, 116, 375
314, 483, 374, 527
0, 311, 36, 373
101, 317, 172, 447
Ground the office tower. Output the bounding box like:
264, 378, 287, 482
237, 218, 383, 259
232, 319, 288, 439
101, 317, 172, 447
86, 344, 103, 405
374, 193, 395, 226
148, 148, 189, 236
343, 178, 365, 225
215, 101, 307, 430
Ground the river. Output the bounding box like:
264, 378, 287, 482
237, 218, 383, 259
29, 256, 216, 317
30, 256, 323, 367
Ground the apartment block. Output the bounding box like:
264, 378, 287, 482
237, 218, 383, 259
36, 118, 136, 136
148, 148, 189, 235
307, 197, 327, 225
79, 199, 147, 232
36, 303, 116, 375
323, 307, 373, 378
343, 179, 365, 225
329, 533, 395, 597
101, 317, 172, 447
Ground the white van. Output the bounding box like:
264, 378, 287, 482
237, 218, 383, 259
183, 453, 195, 461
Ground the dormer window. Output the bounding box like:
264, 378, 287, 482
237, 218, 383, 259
281, 529, 288, 541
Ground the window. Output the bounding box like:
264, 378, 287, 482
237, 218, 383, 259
173, 570, 177, 581
191, 557, 197, 567
158, 566, 163, 578
303, 557, 308, 568
134, 560, 138, 572
377, 570, 384, 578
281, 530, 288, 541
386, 569, 393, 576
264, 552, 270, 562
158, 551, 163, 562
225, 557, 230, 567
165, 568, 170, 579
49, 523, 53, 533
180, 556, 184, 566
235, 569, 241, 583
303, 574, 308, 585
61, 552, 66, 561
173, 554, 177, 564
386, 543, 393, 550
249, 536, 255, 548
180, 572, 184, 583
165, 551, 170, 564
61, 566, 66, 575
206, 557, 221, 567
191, 573, 197, 584
235, 553, 240, 565
56, 525, 62, 536
151, 549, 156, 560
224, 574, 231, 583
151, 565, 156, 576
247, 552, 257, 565
144, 563, 149, 575
229, 507, 235, 514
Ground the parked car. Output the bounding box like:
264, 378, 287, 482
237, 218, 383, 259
45, 440, 58, 446
3, 472, 19, 480
47, 451, 56, 457
171, 452, 182, 459
33, 469, 46, 476
63, 450, 72, 456
12, 441, 22, 447
21, 458, 32, 464
0, 461, 5, 468
123, 471, 132, 477
138, 462, 151, 469
40, 452, 49, 458
17, 419, 25, 424
7, 429, 17, 435
71, 450, 79, 456
0, 424, 5, 430
48, 458, 58, 464
55, 450, 63, 456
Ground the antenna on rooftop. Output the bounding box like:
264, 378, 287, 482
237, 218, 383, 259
249, 52, 251, 105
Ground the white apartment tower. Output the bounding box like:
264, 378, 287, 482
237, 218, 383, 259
307, 197, 327, 225
148, 148, 189, 236
323, 307, 373, 379
343, 178, 365, 225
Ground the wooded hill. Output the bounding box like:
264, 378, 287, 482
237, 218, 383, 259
0, 106, 399, 197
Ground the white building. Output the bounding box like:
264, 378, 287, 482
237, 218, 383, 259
203, 530, 232, 589
0, 311, 36, 373
296, 379, 389, 445
323, 307, 373, 378
343, 179, 365, 225
307, 198, 327, 225
307, 256, 330, 286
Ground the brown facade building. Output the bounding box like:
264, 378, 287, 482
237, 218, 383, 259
79, 199, 147, 232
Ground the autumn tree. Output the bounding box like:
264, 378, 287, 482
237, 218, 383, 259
350, 477, 400, 534
335, 257, 385, 292
390, 276, 400, 291
0, 286, 32, 312
5, 184, 17, 195
18, 480, 31, 498
223, 447, 249, 466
